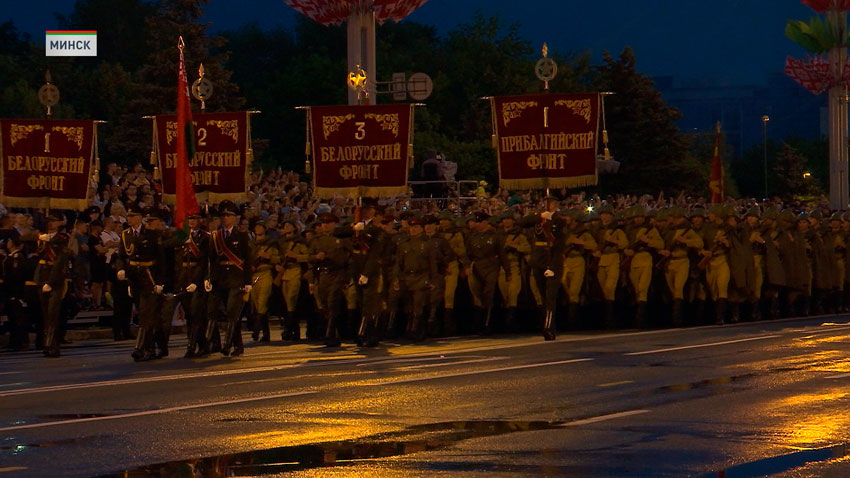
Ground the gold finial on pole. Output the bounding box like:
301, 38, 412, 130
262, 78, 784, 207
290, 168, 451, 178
38, 69, 60, 118
535, 43, 557, 92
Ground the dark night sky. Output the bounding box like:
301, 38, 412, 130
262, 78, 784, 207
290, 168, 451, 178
4, 0, 815, 85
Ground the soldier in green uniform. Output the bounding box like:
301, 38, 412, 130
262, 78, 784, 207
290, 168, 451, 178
275, 220, 309, 341
424, 214, 456, 336
726, 210, 756, 323
308, 213, 352, 347
249, 221, 279, 342
116, 207, 166, 361
760, 208, 786, 319
392, 215, 435, 341
208, 201, 254, 356
464, 212, 509, 335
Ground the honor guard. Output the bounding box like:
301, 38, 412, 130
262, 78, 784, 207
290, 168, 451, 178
176, 212, 211, 357
353, 218, 384, 346
208, 201, 253, 356
36, 230, 72, 357
116, 207, 166, 361
520, 208, 563, 340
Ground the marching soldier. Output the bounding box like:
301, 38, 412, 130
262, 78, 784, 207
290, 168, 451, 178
760, 208, 786, 319
561, 211, 597, 330
745, 208, 765, 320
592, 205, 628, 328
624, 206, 664, 328
4, 235, 30, 351
392, 214, 435, 341
275, 220, 309, 341
497, 211, 530, 331
36, 231, 72, 358
354, 218, 385, 346
464, 212, 508, 335
659, 207, 703, 326
308, 213, 351, 347
424, 214, 455, 337
174, 212, 211, 357
116, 207, 166, 361
520, 209, 563, 340
249, 221, 279, 342
438, 210, 466, 335
701, 205, 732, 325
208, 201, 254, 356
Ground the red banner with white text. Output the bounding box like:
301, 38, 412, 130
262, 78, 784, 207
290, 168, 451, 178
490, 93, 599, 189
154, 111, 251, 204
307, 104, 414, 198
1, 119, 96, 209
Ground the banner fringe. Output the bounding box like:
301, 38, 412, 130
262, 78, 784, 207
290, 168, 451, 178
499, 174, 598, 190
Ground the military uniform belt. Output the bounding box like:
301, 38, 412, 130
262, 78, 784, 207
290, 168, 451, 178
567, 250, 584, 257
352, 250, 364, 255
534, 241, 549, 246
129, 261, 153, 267
38, 260, 54, 265
25, 281, 37, 286
182, 261, 199, 267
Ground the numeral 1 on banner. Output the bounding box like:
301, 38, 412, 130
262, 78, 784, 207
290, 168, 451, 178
355, 122, 366, 140
543, 107, 549, 128
44, 133, 51, 153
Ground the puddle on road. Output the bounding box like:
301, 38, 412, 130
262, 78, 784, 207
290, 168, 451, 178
701, 443, 850, 478
92, 420, 564, 477
36, 413, 116, 420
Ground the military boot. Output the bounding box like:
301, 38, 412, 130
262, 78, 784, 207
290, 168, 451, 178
542, 310, 556, 341
504, 307, 517, 333
426, 307, 441, 337
566, 303, 579, 331
715, 299, 727, 325
480, 308, 493, 336
635, 302, 648, 329
604, 301, 616, 329
324, 312, 341, 348
671, 300, 683, 328
442, 309, 457, 337
750, 300, 762, 321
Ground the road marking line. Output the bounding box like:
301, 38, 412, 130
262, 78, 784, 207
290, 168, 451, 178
624, 335, 781, 356
0, 467, 28, 473
0, 363, 299, 397
0, 371, 22, 376
398, 357, 509, 370
0, 390, 317, 433
597, 380, 634, 388
371, 358, 593, 385
825, 372, 850, 379
357, 356, 464, 367
561, 409, 650, 426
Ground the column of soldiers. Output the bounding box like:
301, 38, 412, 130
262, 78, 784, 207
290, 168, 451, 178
7, 200, 850, 358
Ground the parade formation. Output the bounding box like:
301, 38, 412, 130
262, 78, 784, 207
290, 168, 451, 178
2, 185, 849, 360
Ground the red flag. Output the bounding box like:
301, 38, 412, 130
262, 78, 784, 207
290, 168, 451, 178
709, 122, 724, 204
175, 36, 200, 229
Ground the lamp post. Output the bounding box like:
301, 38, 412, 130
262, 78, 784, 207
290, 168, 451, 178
762, 115, 770, 198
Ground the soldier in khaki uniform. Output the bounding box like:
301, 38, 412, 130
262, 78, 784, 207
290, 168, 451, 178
497, 211, 530, 331
275, 220, 308, 341
700, 205, 732, 325
659, 207, 703, 326
624, 206, 664, 328
438, 210, 466, 335
745, 208, 765, 320
560, 211, 597, 330
392, 215, 435, 341
249, 221, 279, 342
592, 206, 628, 328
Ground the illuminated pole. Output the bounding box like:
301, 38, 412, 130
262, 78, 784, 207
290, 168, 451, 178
346, 5, 376, 105
762, 115, 770, 198
827, 9, 849, 209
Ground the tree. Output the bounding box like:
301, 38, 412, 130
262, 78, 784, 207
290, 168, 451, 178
593, 47, 695, 194
773, 142, 824, 199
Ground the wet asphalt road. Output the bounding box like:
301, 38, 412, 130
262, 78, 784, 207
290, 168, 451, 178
2, 316, 850, 477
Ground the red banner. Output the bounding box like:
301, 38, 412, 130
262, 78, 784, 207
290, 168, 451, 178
491, 93, 599, 189
308, 104, 414, 198
0, 119, 96, 209
154, 111, 251, 204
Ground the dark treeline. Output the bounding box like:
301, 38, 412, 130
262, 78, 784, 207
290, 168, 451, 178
0, 0, 828, 199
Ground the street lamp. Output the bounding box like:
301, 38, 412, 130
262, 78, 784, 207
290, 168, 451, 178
762, 115, 770, 198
